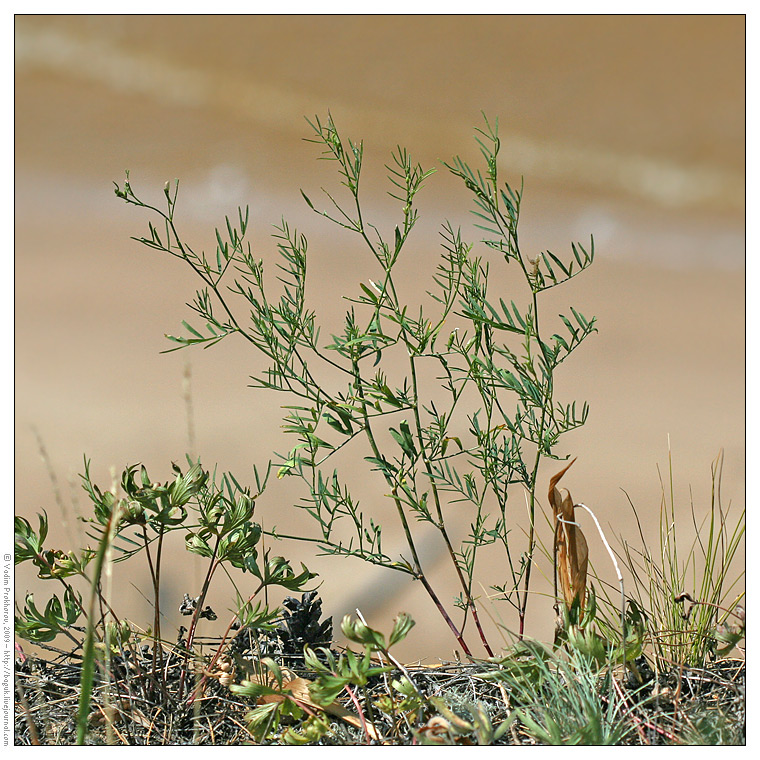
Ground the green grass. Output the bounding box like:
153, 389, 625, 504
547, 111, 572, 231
617, 447, 744, 672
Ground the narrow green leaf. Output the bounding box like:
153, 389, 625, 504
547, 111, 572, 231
181, 320, 204, 339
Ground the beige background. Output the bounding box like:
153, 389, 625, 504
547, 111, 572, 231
15, 15, 744, 660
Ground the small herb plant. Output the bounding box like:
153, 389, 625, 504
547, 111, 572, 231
112, 113, 597, 656
15, 458, 316, 741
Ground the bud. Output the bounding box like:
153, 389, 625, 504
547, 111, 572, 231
124, 500, 146, 524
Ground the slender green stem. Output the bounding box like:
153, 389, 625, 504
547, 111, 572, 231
353, 358, 472, 657
408, 354, 493, 656
76, 500, 123, 745
141, 524, 165, 686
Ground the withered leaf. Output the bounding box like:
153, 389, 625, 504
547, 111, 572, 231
548, 459, 588, 615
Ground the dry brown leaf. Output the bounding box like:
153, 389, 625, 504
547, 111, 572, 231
260, 676, 313, 707
548, 458, 588, 616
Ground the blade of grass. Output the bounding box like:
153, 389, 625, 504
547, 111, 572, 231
76, 496, 123, 745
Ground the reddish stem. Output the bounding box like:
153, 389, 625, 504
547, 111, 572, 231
419, 575, 472, 658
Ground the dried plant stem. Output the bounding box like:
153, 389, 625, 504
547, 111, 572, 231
183, 361, 197, 458
575, 502, 627, 666
185, 582, 266, 706
178, 540, 221, 701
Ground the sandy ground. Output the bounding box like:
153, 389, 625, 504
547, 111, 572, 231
14, 15, 744, 661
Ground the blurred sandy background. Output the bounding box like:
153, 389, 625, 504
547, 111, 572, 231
15, 15, 744, 661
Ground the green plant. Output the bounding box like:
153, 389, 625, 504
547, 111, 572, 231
480, 638, 644, 745
231, 612, 415, 744
678, 703, 745, 745
422, 697, 514, 745
15, 458, 316, 742
115, 112, 597, 655
617, 449, 745, 670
